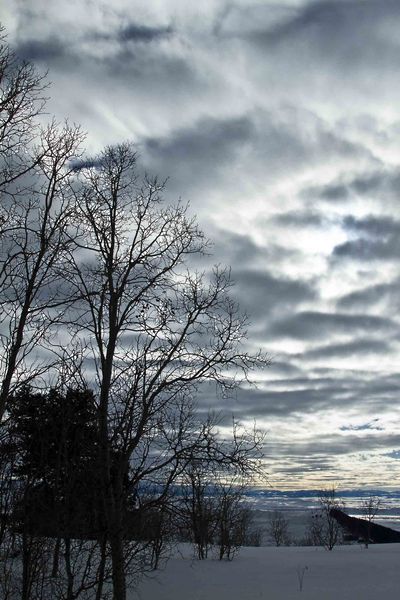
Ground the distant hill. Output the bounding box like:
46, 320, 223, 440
330, 509, 400, 544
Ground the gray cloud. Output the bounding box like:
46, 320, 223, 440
269, 311, 396, 340
70, 157, 104, 171
271, 210, 325, 228
196, 370, 400, 424
211, 230, 271, 267
342, 215, 400, 237
304, 181, 350, 203
208, 229, 303, 283
332, 215, 400, 261
230, 269, 316, 320
118, 23, 173, 43
268, 432, 400, 459
350, 171, 400, 196
139, 107, 373, 212
337, 280, 400, 310
138, 115, 260, 208
247, 0, 400, 73
15, 37, 72, 64
143, 115, 254, 174
266, 360, 304, 378
15, 19, 174, 65
303, 338, 392, 360
333, 238, 399, 261
305, 169, 400, 204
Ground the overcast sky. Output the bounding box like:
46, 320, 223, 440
4, 0, 400, 490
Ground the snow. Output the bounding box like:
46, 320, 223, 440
134, 543, 400, 600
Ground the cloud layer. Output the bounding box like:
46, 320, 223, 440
5, 0, 400, 489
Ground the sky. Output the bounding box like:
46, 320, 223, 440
3, 0, 400, 490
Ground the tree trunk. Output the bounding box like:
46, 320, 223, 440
110, 525, 126, 600
21, 531, 33, 600
109, 467, 127, 599
108, 478, 126, 599
51, 536, 61, 577
97, 332, 128, 599
95, 536, 107, 600
98, 418, 126, 600
64, 537, 74, 600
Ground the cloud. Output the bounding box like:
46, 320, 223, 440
332, 215, 400, 261
211, 230, 274, 267
15, 37, 72, 64
303, 338, 392, 360
266, 360, 304, 378
333, 238, 400, 261
118, 23, 173, 43
272, 210, 325, 228
197, 369, 400, 424
342, 215, 400, 237
350, 171, 400, 196
305, 182, 350, 203
230, 269, 316, 321
268, 311, 396, 340
247, 0, 400, 73
143, 115, 254, 174
305, 169, 400, 205
70, 157, 104, 171
138, 106, 373, 222
340, 419, 383, 432
337, 280, 400, 310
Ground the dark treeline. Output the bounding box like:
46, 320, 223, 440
0, 26, 266, 600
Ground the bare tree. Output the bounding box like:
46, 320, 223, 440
181, 459, 217, 560
180, 428, 262, 562
0, 28, 85, 418
0, 121, 84, 419
267, 510, 290, 547
317, 487, 344, 551
0, 25, 47, 193
304, 511, 324, 547
214, 476, 253, 560
361, 495, 381, 548
0, 29, 267, 598
65, 143, 267, 599
0, 37, 84, 596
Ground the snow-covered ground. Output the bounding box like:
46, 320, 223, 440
135, 543, 400, 600
134, 496, 400, 599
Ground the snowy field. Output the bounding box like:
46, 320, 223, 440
135, 493, 400, 599
135, 543, 400, 600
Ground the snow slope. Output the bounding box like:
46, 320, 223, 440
135, 543, 400, 600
